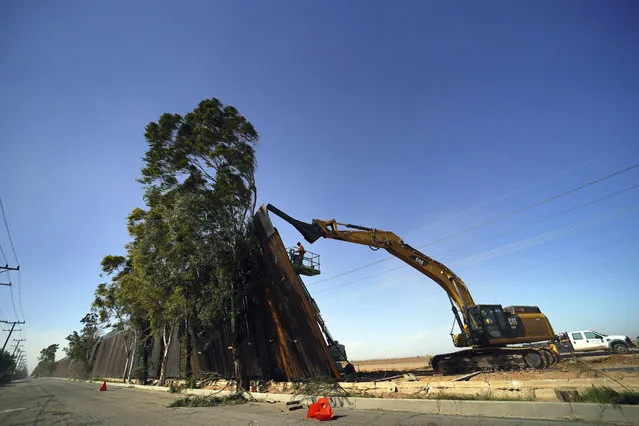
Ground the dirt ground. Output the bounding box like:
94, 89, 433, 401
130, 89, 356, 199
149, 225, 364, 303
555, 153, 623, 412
350, 353, 639, 382
352, 356, 431, 372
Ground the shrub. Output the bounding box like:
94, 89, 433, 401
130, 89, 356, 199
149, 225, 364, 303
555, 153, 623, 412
169, 393, 247, 407
578, 386, 639, 405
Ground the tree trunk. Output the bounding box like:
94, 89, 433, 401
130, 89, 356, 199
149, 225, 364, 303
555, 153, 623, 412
231, 310, 249, 392
127, 332, 137, 383
159, 327, 172, 386
121, 334, 130, 382
122, 357, 129, 383
184, 322, 192, 379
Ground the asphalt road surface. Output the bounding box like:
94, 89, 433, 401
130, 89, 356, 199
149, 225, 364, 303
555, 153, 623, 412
0, 378, 603, 425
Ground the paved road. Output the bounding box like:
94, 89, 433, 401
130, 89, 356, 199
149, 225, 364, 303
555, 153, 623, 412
0, 378, 602, 425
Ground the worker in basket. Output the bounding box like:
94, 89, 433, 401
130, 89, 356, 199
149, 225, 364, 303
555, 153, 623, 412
292, 242, 305, 265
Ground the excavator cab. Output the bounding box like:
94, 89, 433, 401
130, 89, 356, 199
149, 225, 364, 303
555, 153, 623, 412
287, 246, 321, 276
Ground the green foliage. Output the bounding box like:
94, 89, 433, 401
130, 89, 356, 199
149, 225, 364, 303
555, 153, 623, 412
100, 255, 127, 275
134, 335, 151, 384
577, 386, 639, 405
347, 390, 375, 398
140, 99, 258, 205
292, 377, 348, 398
64, 313, 100, 379
32, 344, 59, 377
185, 375, 198, 389
167, 375, 198, 394
92, 97, 260, 387
168, 392, 247, 408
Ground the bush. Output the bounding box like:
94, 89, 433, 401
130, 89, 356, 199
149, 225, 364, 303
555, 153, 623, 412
291, 377, 347, 399
168, 381, 182, 393
578, 386, 639, 405
169, 393, 247, 407
185, 375, 198, 389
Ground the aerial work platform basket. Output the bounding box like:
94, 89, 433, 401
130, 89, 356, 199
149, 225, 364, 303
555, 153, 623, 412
287, 246, 321, 276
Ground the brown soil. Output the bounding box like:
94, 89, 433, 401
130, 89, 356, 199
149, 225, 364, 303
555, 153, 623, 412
352, 356, 430, 372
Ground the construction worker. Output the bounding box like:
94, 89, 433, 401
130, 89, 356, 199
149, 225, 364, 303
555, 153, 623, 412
293, 242, 305, 265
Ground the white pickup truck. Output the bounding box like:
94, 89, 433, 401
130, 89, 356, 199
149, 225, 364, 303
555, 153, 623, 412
557, 330, 635, 354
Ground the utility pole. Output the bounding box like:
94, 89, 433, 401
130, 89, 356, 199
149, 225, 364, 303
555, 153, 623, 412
1, 265, 17, 285
15, 355, 24, 372
0, 265, 19, 271
11, 338, 25, 356
1, 320, 25, 352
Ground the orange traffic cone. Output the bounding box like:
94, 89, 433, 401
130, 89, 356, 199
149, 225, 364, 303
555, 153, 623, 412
306, 397, 334, 421
99, 381, 107, 391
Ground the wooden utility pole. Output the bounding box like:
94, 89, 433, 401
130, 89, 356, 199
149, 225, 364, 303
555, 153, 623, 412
1, 320, 25, 352
15, 354, 24, 371
11, 338, 25, 356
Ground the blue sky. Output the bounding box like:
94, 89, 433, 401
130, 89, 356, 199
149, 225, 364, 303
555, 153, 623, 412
1, 1, 638, 372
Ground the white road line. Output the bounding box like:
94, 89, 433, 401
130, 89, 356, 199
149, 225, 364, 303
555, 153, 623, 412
0, 408, 27, 414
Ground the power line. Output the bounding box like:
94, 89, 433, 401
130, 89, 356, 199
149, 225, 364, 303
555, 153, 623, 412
319, 233, 639, 310
451, 204, 639, 267
406, 159, 592, 235
492, 233, 639, 281
414, 162, 639, 250
310, 161, 639, 285
0, 242, 7, 266
0, 196, 19, 265
314, 264, 405, 295
9, 281, 20, 320
5, 271, 21, 321
16, 270, 25, 321
434, 184, 639, 258
313, 203, 639, 295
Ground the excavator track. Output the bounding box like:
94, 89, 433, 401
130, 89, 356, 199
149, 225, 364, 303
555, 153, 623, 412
431, 347, 558, 375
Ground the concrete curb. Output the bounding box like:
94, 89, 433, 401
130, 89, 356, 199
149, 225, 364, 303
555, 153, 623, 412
71, 378, 639, 424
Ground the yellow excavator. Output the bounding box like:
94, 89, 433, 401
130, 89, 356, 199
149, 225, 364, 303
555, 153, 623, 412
267, 204, 558, 374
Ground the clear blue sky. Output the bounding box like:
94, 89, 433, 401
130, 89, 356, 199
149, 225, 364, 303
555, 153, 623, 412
1, 1, 638, 372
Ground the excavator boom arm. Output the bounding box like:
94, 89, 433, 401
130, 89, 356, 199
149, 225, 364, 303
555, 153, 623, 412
266, 204, 475, 311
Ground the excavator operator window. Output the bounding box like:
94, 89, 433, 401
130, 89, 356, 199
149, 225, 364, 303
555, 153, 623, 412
478, 305, 508, 339
466, 307, 483, 331
465, 306, 489, 346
